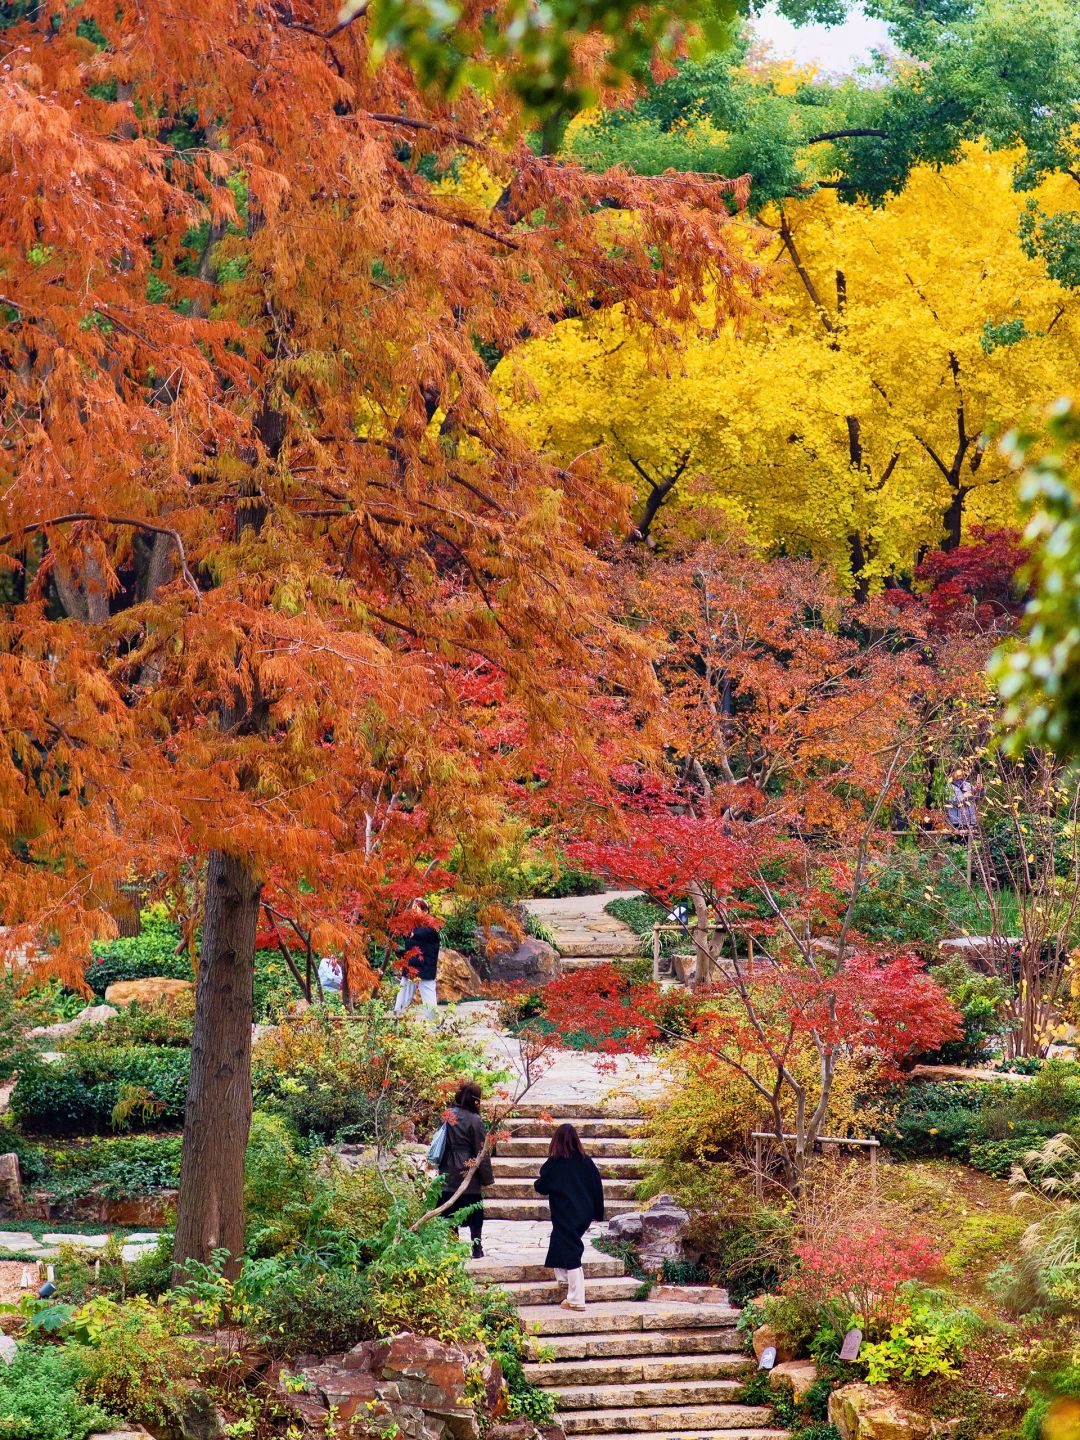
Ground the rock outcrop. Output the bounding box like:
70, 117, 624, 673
769, 1360, 818, 1399
607, 1194, 693, 1271
438, 948, 486, 1004
274, 1329, 505, 1440
481, 932, 560, 985
29, 1004, 118, 1040
829, 1382, 931, 1440
104, 978, 193, 1006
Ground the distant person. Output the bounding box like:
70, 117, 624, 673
438, 1080, 494, 1258
946, 772, 978, 831
393, 899, 440, 1019
534, 1122, 606, 1310
317, 955, 343, 993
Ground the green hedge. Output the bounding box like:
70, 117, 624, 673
16, 1134, 182, 1203
11, 1046, 189, 1135
85, 916, 192, 994
882, 1063, 1080, 1176
83, 914, 292, 1017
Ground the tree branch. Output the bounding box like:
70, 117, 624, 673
0, 513, 201, 607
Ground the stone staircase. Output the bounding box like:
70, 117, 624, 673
524, 892, 643, 975
486, 1111, 643, 1221
474, 1105, 787, 1440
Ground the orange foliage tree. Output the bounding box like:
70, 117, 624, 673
626, 536, 928, 832
0, 2, 758, 1270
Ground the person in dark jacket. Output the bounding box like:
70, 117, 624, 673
393, 898, 440, 1018
438, 1080, 494, 1258
534, 1122, 605, 1309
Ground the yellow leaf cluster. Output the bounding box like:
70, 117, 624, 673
495, 144, 1080, 586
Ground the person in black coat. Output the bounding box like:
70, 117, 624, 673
393, 898, 440, 1018
438, 1080, 494, 1258
534, 1122, 605, 1310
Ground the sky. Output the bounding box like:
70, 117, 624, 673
751, 2, 892, 75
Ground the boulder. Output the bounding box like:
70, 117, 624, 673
752, 1325, 794, 1364
481, 934, 560, 985
607, 1194, 692, 1271
439, 948, 486, 1004
829, 1383, 931, 1440
375, 1331, 475, 1414
0, 1334, 16, 1366
0, 1154, 22, 1213
769, 1360, 818, 1399
29, 1004, 118, 1040
104, 977, 193, 1006
177, 1385, 228, 1440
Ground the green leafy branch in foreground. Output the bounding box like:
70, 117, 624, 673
992, 400, 1080, 758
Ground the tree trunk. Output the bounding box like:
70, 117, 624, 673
941, 486, 966, 551
173, 850, 261, 1278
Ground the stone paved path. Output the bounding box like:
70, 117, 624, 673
524, 891, 643, 968
0, 1228, 159, 1265
460, 1006, 788, 1440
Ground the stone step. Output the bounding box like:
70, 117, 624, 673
560, 956, 631, 971
508, 1119, 645, 1139
555, 937, 642, 959
553, 1380, 744, 1412
500, 1137, 639, 1158
519, 1301, 742, 1336
502, 1276, 644, 1306
485, 1198, 639, 1221
509, 1103, 643, 1120
560, 1404, 775, 1434
473, 1257, 626, 1285
569, 1431, 787, 1440
528, 1329, 744, 1362
488, 1177, 639, 1201
492, 1156, 647, 1179
524, 1354, 752, 1387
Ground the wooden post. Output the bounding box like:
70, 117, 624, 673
754, 1134, 763, 1201
652, 922, 661, 982
870, 1141, 878, 1213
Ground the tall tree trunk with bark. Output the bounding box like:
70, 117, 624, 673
173, 850, 262, 1277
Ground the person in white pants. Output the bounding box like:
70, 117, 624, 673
392, 899, 440, 1020
553, 1265, 586, 1308
534, 1123, 606, 1311
394, 974, 437, 1018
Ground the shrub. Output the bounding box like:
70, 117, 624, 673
882, 1072, 1080, 1175
704, 1204, 796, 1305
83, 914, 293, 1018
10, 1046, 189, 1134
85, 992, 195, 1047
85, 913, 193, 994
252, 999, 498, 1143
859, 1293, 977, 1383
365, 1219, 481, 1342
925, 958, 1008, 1065
244, 1112, 314, 1254
239, 1253, 374, 1353
0, 1344, 118, 1440
785, 1227, 941, 1338
32, 1135, 182, 1203
848, 853, 949, 953
72, 1294, 199, 1430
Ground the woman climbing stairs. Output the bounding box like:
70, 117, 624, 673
471, 1105, 789, 1440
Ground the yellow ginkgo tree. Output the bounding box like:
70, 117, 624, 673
494, 145, 1080, 589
